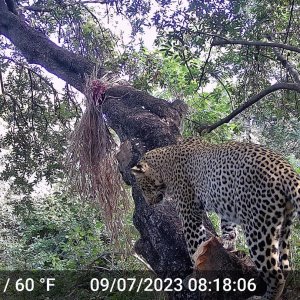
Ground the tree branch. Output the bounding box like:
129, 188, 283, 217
196, 82, 300, 134
212, 36, 300, 54
21, 0, 108, 13
172, 32, 195, 81
0, 68, 4, 94
266, 35, 300, 84
21, 5, 52, 13
4, 0, 17, 14
283, 0, 295, 47
0, 0, 101, 92
198, 42, 213, 89
210, 72, 233, 107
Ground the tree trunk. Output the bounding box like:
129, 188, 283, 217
104, 86, 196, 278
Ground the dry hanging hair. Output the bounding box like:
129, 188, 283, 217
67, 71, 129, 244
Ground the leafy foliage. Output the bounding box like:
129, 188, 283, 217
0, 1, 119, 193
0, 63, 80, 193
0, 189, 140, 270
118, 0, 300, 154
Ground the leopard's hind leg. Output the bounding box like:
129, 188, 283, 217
242, 212, 285, 300
279, 201, 294, 274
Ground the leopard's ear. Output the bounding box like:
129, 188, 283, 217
131, 162, 149, 176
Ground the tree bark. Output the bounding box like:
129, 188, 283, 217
104, 86, 197, 282
0, 1, 268, 299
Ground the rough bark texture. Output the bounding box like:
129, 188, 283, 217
104, 86, 199, 296
0, 1, 268, 299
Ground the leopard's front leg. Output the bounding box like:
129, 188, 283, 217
176, 200, 207, 263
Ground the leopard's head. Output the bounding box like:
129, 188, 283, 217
131, 161, 166, 205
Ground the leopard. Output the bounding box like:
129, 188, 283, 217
131, 137, 300, 300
